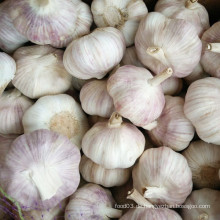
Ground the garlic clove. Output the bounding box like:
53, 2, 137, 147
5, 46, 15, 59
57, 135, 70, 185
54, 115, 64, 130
80, 155, 130, 187
12, 45, 72, 99
22, 94, 89, 149
182, 140, 220, 189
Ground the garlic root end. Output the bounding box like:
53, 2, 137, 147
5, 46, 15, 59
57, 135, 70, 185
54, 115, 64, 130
185, 0, 198, 9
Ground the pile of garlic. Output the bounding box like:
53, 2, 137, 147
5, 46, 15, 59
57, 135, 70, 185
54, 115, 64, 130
0, 0, 220, 219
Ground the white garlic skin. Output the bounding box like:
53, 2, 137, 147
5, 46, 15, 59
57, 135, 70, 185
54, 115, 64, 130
161, 77, 183, 95
181, 188, 220, 220
80, 80, 114, 118
133, 146, 192, 205
91, 0, 148, 47
80, 155, 130, 187
147, 96, 195, 151
0, 89, 33, 135
22, 94, 89, 149
182, 140, 220, 189
135, 12, 202, 78
63, 27, 126, 80
155, 0, 210, 36
184, 77, 220, 144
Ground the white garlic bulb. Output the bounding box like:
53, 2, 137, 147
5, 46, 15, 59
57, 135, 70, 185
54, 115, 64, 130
82, 112, 145, 169
181, 188, 220, 220
161, 77, 183, 95
12, 45, 72, 99
80, 80, 114, 118
155, 0, 210, 36
135, 12, 202, 78
80, 155, 130, 187
22, 94, 89, 149
107, 65, 172, 128
147, 96, 195, 151
182, 140, 220, 189
184, 77, 220, 144
0, 52, 16, 96
65, 183, 122, 220
63, 27, 126, 80
91, 0, 148, 47
133, 146, 193, 205
0, 89, 33, 135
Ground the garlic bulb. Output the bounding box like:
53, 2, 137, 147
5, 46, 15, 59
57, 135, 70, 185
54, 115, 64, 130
201, 22, 220, 78
182, 140, 220, 189
184, 77, 220, 144
155, 0, 210, 36
133, 146, 193, 205
0, 129, 80, 211
72, 76, 88, 91
65, 183, 122, 220
63, 27, 126, 80
0, 52, 16, 96
91, 0, 148, 47
22, 94, 89, 149
12, 45, 72, 99
147, 96, 195, 151
0, 1, 27, 53
161, 77, 183, 95
0, 89, 33, 135
80, 155, 130, 187
80, 80, 114, 117
107, 65, 172, 128
181, 188, 220, 220
135, 12, 202, 78
82, 112, 145, 169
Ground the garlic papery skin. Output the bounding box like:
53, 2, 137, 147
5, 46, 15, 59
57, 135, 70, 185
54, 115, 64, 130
0, 1, 28, 53
182, 140, 220, 189
107, 65, 172, 128
201, 22, 220, 78
22, 94, 89, 149
63, 27, 126, 80
80, 155, 131, 187
65, 183, 122, 220
12, 45, 72, 99
82, 112, 145, 169
147, 96, 195, 151
135, 12, 202, 78
91, 0, 148, 47
0, 89, 33, 135
132, 146, 193, 205
155, 0, 210, 36
0, 52, 16, 96
184, 77, 220, 144
181, 188, 220, 220
0, 129, 80, 211
80, 80, 114, 117
161, 77, 183, 95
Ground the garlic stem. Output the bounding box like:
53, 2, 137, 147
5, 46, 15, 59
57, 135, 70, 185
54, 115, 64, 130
127, 189, 153, 207
185, 0, 198, 9
104, 206, 122, 218
207, 43, 220, 53
143, 121, 158, 130
148, 68, 173, 87
144, 187, 167, 199
146, 47, 168, 64
108, 112, 123, 128
104, 7, 122, 27
198, 213, 209, 220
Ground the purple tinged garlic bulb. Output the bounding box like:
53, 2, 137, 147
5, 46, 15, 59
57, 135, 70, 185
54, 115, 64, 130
22, 94, 89, 149
182, 140, 220, 189
184, 77, 220, 144
79, 155, 130, 187
132, 147, 193, 205
80, 80, 114, 118
0, 129, 81, 211
82, 112, 145, 169
147, 96, 195, 151
181, 188, 220, 220
201, 22, 220, 78
65, 183, 122, 220
63, 27, 126, 80
135, 12, 202, 78
0, 89, 33, 135
91, 0, 148, 47
107, 65, 172, 128
155, 0, 210, 36
12, 45, 72, 99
